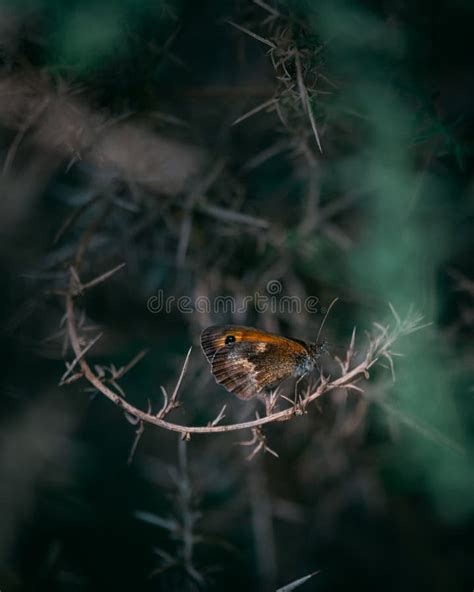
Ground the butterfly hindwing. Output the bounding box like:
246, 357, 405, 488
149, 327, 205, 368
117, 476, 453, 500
210, 343, 260, 400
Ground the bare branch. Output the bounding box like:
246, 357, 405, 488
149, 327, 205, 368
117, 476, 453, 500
294, 50, 323, 153
277, 571, 320, 592
232, 98, 278, 126
208, 405, 227, 427
128, 420, 145, 465
253, 0, 280, 17
170, 346, 192, 407
198, 203, 270, 229
59, 332, 103, 385
64, 272, 445, 451
226, 20, 276, 49
69, 263, 127, 296
114, 349, 149, 380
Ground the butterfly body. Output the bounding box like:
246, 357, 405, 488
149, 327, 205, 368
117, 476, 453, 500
201, 325, 327, 400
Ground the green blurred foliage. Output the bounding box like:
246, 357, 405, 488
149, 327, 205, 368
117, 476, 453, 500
292, 0, 474, 522
3, 0, 181, 74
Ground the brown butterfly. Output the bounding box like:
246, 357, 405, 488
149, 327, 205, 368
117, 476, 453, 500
200, 325, 328, 400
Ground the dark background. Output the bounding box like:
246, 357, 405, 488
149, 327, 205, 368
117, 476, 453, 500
0, 0, 473, 590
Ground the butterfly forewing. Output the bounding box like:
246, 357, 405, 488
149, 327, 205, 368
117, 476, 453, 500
201, 325, 308, 362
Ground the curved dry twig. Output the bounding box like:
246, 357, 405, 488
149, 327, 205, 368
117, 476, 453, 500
63, 266, 425, 438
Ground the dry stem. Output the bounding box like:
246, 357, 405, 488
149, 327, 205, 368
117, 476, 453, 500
63, 266, 424, 439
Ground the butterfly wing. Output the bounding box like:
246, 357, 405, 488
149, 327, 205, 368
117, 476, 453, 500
201, 325, 308, 362
201, 325, 309, 400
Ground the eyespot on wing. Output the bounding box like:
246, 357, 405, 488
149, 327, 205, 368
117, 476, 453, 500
200, 325, 308, 363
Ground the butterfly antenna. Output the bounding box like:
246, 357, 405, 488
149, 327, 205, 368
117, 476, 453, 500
315, 297, 339, 344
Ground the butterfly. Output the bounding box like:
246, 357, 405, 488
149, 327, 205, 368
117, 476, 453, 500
200, 325, 329, 400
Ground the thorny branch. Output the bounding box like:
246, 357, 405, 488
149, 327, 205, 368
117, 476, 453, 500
63, 265, 428, 453
229, 9, 327, 153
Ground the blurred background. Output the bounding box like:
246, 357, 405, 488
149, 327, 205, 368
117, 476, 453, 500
0, 0, 473, 590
